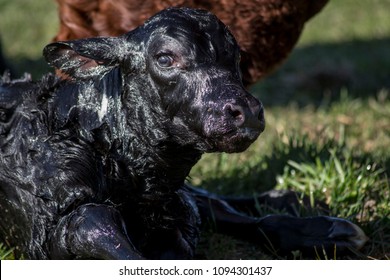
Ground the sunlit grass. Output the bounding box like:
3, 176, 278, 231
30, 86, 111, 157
298, 0, 390, 45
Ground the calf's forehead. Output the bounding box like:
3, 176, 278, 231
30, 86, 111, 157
140, 9, 239, 56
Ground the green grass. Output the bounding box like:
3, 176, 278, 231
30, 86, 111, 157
0, 243, 14, 260
0, 0, 58, 78
1, 0, 390, 259
299, 0, 390, 45
274, 140, 390, 259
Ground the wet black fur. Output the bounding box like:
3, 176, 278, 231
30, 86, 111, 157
0, 8, 365, 259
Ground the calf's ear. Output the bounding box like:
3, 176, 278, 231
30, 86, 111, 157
43, 37, 126, 80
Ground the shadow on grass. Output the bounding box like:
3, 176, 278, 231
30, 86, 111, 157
251, 37, 390, 107
359, 217, 390, 260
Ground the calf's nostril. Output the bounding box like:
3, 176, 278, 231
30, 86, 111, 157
223, 102, 264, 131
225, 103, 246, 126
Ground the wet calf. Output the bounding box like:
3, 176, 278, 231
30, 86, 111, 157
0, 7, 366, 259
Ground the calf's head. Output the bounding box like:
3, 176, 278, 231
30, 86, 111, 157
44, 7, 265, 154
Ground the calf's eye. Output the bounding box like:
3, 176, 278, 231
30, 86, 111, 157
157, 54, 174, 67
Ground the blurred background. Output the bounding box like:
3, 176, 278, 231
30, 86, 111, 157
1, 0, 389, 104
0, 0, 389, 259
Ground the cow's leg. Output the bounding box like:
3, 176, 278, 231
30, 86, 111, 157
187, 186, 328, 216
48, 203, 144, 259
189, 187, 368, 256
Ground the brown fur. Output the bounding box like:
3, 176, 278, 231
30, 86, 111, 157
54, 0, 328, 86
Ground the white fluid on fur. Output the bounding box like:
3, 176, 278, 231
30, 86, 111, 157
99, 94, 109, 121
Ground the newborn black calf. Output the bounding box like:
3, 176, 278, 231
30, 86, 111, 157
0, 8, 366, 259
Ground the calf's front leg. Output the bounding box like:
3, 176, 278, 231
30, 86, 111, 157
48, 203, 144, 259
191, 187, 368, 257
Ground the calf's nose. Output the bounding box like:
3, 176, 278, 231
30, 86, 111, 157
224, 102, 264, 131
